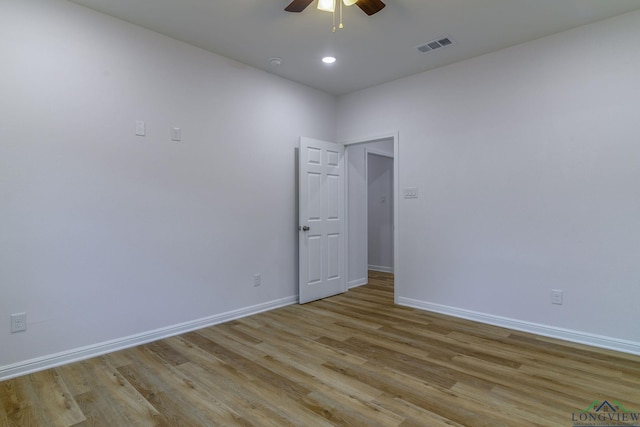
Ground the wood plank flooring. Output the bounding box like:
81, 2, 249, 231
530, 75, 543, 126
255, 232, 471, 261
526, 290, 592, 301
2, 271, 640, 426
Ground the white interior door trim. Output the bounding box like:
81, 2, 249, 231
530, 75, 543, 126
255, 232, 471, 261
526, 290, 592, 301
366, 148, 394, 159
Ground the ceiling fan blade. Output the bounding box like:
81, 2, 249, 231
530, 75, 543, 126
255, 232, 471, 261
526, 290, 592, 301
285, 0, 314, 12
356, 0, 386, 16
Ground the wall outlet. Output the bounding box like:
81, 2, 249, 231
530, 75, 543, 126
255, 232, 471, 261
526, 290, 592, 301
551, 289, 563, 305
171, 127, 181, 142
135, 120, 145, 136
254, 274, 261, 287
10, 313, 27, 333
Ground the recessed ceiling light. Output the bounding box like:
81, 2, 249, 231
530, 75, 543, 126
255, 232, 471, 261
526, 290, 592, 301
322, 56, 336, 64
269, 57, 282, 67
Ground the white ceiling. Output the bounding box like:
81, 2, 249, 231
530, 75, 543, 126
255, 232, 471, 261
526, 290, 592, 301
69, 0, 640, 96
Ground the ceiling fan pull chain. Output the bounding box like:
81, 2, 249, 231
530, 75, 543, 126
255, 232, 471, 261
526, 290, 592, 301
332, 0, 336, 32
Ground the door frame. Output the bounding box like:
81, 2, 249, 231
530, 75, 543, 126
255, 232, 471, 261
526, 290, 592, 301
342, 132, 399, 304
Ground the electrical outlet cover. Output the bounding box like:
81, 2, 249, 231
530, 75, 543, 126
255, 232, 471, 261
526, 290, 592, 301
551, 290, 563, 305
10, 313, 27, 333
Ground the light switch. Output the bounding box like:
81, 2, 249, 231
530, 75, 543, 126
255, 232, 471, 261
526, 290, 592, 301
135, 121, 145, 136
404, 187, 419, 199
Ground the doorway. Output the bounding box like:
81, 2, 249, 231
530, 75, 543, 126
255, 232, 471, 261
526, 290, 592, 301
367, 150, 394, 274
344, 133, 399, 303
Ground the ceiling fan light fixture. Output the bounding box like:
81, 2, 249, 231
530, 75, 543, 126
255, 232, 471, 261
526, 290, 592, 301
284, 0, 385, 15
317, 0, 335, 12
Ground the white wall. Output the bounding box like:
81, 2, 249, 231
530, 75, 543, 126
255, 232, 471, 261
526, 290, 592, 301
0, 0, 336, 373
338, 10, 640, 350
346, 139, 393, 286
367, 153, 393, 272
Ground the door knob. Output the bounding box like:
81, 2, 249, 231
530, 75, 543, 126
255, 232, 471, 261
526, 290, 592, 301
302, 226, 310, 231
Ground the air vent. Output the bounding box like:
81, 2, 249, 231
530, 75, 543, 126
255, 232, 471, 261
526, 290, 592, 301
416, 36, 454, 54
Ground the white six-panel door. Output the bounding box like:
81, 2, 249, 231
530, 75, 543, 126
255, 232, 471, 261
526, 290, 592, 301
299, 137, 345, 304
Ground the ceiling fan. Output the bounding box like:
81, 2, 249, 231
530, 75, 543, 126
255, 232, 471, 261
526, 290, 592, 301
285, 0, 386, 16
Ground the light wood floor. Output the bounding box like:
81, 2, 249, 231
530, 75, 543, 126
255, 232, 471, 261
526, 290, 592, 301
2, 271, 640, 426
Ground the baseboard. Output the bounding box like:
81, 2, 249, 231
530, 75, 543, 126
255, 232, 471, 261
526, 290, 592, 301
0, 295, 298, 381
368, 265, 394, 273
348, 278, 368, 289
398, 297, 640, 356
